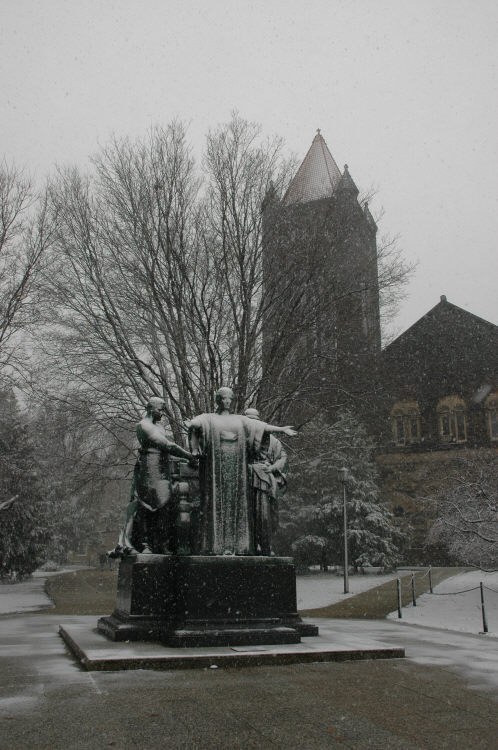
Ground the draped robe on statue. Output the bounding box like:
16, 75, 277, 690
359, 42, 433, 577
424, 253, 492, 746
117, 419, 175, 554
188, 413, 266, 555
250, 434, 288, 555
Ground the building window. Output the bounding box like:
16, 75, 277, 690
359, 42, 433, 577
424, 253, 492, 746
391, 401, 421, 445
437, 396, 467, 443
485, 392, 498, 441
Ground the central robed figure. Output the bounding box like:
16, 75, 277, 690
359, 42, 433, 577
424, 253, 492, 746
188, 387, 296, 556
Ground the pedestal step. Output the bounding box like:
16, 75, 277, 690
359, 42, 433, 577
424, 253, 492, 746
168, 626, 300, 647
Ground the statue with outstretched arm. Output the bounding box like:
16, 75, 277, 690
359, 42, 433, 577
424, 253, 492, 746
188, 387, 296, 556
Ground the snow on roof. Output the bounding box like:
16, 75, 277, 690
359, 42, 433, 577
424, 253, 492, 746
283, 129, 342, 206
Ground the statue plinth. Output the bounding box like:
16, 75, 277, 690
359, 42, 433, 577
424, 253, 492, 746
98, 555, 318, 647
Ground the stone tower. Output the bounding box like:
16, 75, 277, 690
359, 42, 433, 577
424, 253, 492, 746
261, 131, 381, 422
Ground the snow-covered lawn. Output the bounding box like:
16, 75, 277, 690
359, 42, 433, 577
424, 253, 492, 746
296, 571, 399, 609
387, 570, 498, 638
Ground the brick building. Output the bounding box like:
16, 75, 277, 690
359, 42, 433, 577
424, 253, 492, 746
376, 295, 498, 561
262, 131, 498, 562
261, 130, 380, 422
379, 295, 497, 450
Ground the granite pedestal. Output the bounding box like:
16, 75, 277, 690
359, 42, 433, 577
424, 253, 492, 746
98, 555, 318, 647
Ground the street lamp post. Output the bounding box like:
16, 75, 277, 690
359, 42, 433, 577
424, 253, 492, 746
339, 467, 349, 594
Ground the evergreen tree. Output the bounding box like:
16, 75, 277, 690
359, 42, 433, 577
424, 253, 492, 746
0, 391, 120, 577
276, 411, 404, 569
28, 399, 126, 562
0, 389, 50, 579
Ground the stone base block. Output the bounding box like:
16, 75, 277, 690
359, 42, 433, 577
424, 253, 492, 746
97, 555, 318, 647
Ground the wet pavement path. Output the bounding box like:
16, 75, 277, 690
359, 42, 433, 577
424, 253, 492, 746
0, 613, 496, 749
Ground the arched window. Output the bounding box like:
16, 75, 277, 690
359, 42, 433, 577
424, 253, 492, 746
391, 401, 421, 445
485, 392, 498, 441
437, 396, 467, 443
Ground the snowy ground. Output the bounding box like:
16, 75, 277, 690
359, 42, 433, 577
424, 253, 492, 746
387, 570, 498, 638
296, 571, 399, 609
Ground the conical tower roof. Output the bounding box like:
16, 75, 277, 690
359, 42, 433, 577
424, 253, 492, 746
335, 164, 359, 196
283, 130, 342, 206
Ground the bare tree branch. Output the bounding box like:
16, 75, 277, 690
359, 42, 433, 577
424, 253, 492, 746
425, 451, 498, 570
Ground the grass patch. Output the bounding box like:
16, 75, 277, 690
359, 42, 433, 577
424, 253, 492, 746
45, 568, 118, 615
45, 565, 466, 619
298, 567, 464, 619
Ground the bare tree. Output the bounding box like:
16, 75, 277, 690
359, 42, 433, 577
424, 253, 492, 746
366, 197, 416, 345
37, 118, 297, 436
202, 114, 301, 412
36, 115, 413, 442
426, 450, 498, 571
0, 161, 55, 381
36, 123, 198, 438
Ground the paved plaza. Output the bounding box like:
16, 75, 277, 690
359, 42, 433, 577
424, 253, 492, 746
0, 611, 497, 749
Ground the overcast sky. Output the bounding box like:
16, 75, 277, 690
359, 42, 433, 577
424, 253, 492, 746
2, 0, 497, 337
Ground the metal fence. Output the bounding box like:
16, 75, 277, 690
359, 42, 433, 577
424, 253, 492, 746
396, 568, 497, 634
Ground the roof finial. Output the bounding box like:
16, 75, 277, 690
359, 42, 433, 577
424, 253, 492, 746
344, 164, 349, 171
316, 128, 321, 134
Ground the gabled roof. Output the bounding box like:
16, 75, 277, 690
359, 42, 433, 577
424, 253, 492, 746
383, 296, 498, 359
380, 297, 498, 401
282, 130, 342, 206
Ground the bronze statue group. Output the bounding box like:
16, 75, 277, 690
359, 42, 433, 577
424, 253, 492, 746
111, 388, 295, 559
